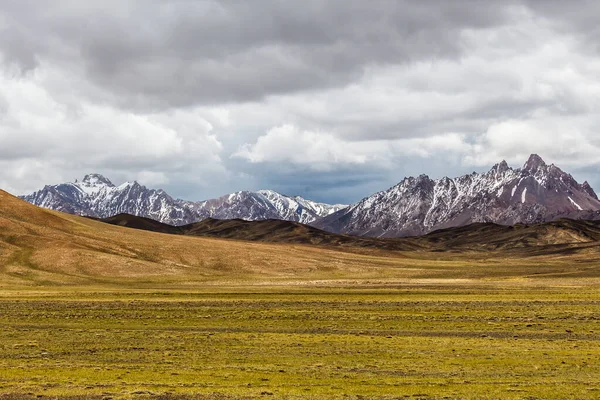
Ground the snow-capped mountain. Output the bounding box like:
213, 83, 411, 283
314, 154, 600, 237
21, 174, 199, 225
20, 174, 347, 226
21, 155, 600, 238
257, 190, 347, 224
189, 189, 346, 224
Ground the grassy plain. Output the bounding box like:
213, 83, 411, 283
1, 286, 600, 399
2, 190, 600, 398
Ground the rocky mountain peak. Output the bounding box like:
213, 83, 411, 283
522, 154, 547, 173
491, 160, 510, 174
81, 173, 114, 187
21, 175, 344, 226
582, 181, 598, 200
414, 174, 434, 193
315, 155, 600, 238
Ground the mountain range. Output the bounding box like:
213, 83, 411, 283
21, 154, 600, 238
315, 154, 600, 237
21, 174, 347, 226
6, 186, 600, 289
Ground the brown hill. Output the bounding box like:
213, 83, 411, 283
421, 219, 600, 250
92, 214, 421, 251
94, 213, 185, 235
97, 212, 600, 254
0, 189, 441, 286
4, 189, 600, 287
182, 218, 425, 251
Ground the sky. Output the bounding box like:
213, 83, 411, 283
1, 0, 600, 204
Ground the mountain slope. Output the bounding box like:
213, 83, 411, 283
91, 213, 185, 235
6, 189, 600, 288
315, 154, 600, 237
420, 219, 600, 252
190, 190, 346, 225
97, 212, 600, 255
97, 214, 423, 251
21, 174, 346, 226
0, 189, 411, 286
257, 190, 347, 224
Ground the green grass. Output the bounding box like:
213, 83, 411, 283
1, 287, 600, 399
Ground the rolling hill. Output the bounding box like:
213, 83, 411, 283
97, 214, 421, 251
0, 189, 434, 287
96, 212, 600, 254
4, 188, 600, 288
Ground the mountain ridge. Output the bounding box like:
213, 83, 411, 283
314, 154, 600, 237
94, 212, 600, 255
21, 174, 347, 226
20, 154, 600, 238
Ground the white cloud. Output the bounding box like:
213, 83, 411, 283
0, 67, 226, 194
232, 125, 374, 171
234, 124, 473, 171
134, 170, 169, 186
464, 116, 600, 168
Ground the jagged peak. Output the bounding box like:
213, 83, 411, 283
582, 181, 599, 200
522, 154, 547, 172
259, 190, 323, 205
116, 181, 135, 189
121, 181, 145, 191
214, 190, 255, 202
81, 173, 114, 187
491, 160, 510, 174
257, 189, 284, 198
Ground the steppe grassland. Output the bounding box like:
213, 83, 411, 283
3, 191, 600, 398
1, 286, 600, 399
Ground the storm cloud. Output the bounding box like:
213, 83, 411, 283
1, 1, 599, 204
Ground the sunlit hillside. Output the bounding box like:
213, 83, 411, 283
3, 189, 600, 289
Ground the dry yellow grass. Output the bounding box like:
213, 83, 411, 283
4, 190, 600, 399
3, 189, 600, 289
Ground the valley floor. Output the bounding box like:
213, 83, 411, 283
1, 284, 600, 399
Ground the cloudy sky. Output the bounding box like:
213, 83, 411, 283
1, 0, 599, 204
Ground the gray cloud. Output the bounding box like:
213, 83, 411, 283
525, 0, 600, 37
1, 1, 600, 203
0, 0, 515, 109
0, 92, 8, 117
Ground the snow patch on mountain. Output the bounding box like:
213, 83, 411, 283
569, 197, 583, 211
